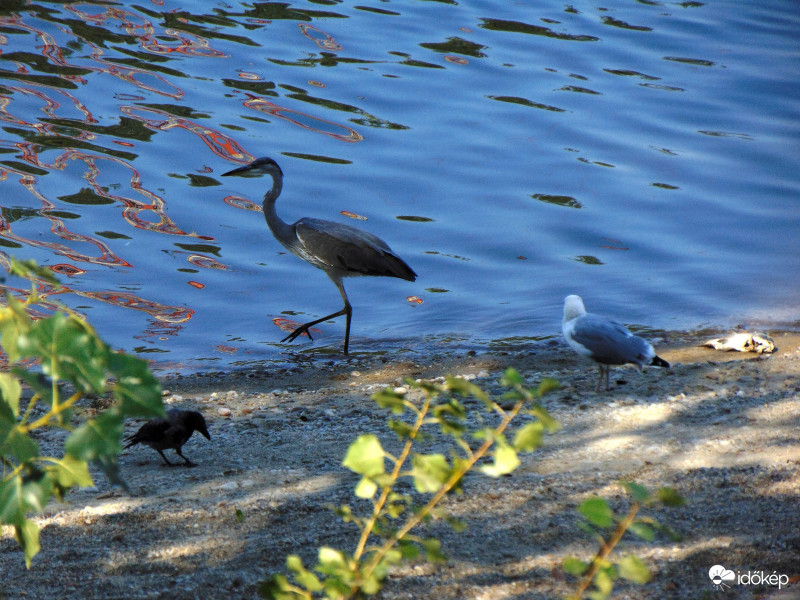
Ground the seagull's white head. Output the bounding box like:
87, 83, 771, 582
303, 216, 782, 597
563, 295, 587, 322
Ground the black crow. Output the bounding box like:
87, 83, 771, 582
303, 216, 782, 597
124, 409, 211, 467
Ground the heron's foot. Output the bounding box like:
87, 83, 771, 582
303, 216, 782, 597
282, 323, 314, 343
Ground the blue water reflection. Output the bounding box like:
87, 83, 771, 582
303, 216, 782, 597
0, 1, 798, 371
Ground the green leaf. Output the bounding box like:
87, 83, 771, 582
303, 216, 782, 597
286, 554, 323, 592
316, 546, 348, 574
65, 410, 123, 461
410, 453, 451, 493
372, 388, 406, 414
563, 557, 589, 576
9, 258, 59, 285
500, 367, 524, 387
618, 554, 650, 584
108, 352, 164, 418
258, 574, 303, 600
579, 497, 613, 528
12, 368, 53, 409
398, 539, 419, 559
354, 476, 378, 499
421, 537, 446, 563
627, 521, 655, 542
388, 419, 415, 439
15, 519, 41, 569
444, 377, 490, 404
656, 486, 685, 507
342, 434, 385, 478
622, 481, 650, 503
480, 444, 520, 477
536, 377, 560, 397
50, 455, 93, 489
0, 470, 51, 527
0, 372, 21, 417
527, 404, 561, 433
0, 295, 33, 364
512, 421, 544, 452
18, 313, 108, 392
589, 566, 615, 599
0, 415, 39, 463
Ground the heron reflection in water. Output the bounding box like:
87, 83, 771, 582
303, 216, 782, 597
222, 157, 417, 355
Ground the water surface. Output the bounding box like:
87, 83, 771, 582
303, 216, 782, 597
0, 0, 798, 371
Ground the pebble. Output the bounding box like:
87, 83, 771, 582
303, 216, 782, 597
218, 408, 232, 417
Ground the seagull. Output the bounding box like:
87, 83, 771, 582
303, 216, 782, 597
562, 295, 669, 391
124, 409, 211, 467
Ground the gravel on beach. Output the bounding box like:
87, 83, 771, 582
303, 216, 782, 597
2, 331, 799, 599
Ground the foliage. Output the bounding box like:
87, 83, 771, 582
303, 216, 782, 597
564, 481, 684, 600
260, 369, 560, 599
0, 259, 164, 567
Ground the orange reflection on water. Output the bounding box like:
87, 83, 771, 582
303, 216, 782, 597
121, 106, 253, 162
0, 253, 194, 329
187, 255, 227, 270
224, 195, 262, 212
0, 164, 131, 268
65, 5, 226, 57
243, 95, 363, 143
272, 317, 315, 337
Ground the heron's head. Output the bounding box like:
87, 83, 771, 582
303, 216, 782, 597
222, 156, 283, 178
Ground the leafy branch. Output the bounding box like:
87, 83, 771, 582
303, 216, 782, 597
260, 368, 560, 599
0, 258, 164, 566
564, 481, 684, 600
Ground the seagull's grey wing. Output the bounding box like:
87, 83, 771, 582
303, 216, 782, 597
571, 314, 652, 366
295, 218, 416, 280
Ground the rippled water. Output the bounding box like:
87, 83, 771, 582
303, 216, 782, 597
1, 1, 798, 371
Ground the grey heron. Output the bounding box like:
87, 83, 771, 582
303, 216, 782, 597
222, 156, 417, 354
562, 294, 669, 392
124, 409, 211, 467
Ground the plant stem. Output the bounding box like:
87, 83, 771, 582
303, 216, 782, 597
19, 391, 82, 434
569, 502, 642, 600
360, 397, 525, 584
352, 392, 433, 562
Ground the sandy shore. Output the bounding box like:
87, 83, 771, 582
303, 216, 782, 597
1, 330, 799, 599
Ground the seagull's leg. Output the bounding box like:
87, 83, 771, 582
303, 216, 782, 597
282, 276, 353, 354
595, 366, 604, 393
605, 366, 611, 391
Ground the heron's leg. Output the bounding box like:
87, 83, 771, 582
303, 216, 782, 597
281, 278, 352, 353
281, 308, 348, 343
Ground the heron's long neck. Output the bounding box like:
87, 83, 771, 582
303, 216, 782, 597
261, 172, 294, 244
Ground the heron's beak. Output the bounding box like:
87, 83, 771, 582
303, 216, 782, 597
221, 164, 252, 177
